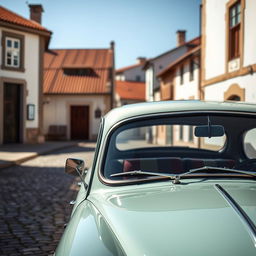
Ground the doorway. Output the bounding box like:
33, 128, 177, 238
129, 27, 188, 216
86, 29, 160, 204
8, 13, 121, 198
3, 83, 22, 143
70, 105, 89, 140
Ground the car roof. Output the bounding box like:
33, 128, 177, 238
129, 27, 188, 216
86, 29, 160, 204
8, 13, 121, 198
104, 100, 256, 129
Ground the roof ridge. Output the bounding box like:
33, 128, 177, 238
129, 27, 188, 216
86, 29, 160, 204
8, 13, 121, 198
0, 5, 50, 32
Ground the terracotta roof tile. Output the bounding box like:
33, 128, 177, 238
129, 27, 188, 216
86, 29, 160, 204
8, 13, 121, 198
44, 49, 113, 94
116, 81, 145, 101
116, 63, 144, 73
0, 6, 51, 34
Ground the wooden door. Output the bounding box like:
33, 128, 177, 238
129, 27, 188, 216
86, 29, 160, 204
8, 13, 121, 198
3, 83, 21, 143
70, 106, 89, 140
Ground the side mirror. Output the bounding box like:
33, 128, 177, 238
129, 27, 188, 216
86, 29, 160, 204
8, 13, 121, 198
65, 158, 88, 190
65, 158, 85, 176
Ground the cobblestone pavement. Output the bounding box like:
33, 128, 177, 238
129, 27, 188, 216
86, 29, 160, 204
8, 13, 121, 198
0, 143, 95, 256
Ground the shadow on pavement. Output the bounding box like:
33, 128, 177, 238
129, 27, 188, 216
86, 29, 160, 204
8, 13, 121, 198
0, 164, 79, 256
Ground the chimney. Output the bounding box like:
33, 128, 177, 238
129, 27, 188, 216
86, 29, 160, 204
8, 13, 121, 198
29, 4, 44, 24
137, 57, 146, 65
176, 30, 186, 46
110, 40, 115, 51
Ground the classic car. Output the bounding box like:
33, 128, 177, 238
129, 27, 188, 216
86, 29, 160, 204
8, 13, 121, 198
55, 100, 256, 256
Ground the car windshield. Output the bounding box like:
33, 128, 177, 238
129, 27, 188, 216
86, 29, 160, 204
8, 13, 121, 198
102, 113, 256, 182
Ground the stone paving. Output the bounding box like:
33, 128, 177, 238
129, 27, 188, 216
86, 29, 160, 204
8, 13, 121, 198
0, 143, 95, 256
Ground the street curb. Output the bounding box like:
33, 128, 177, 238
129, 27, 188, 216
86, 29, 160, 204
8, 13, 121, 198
0, 142, 78, 170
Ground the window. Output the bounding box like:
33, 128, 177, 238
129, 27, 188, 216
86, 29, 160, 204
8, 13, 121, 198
5, 37, 20, 67
229, 1, 241, 60
180, 65, 184, 85
244, 128, 256, 159
2, 31, 24, 71
188, 126, 194, 142
179, 125, 184, 141
136, 75, 141, 82
189, 60, 194, 81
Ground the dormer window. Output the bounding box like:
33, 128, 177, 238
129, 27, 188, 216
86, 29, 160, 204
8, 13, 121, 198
63, 68, 98, 77
2, 31, 24, 72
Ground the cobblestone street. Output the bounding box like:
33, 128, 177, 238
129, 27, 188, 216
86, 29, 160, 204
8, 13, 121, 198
0, 143, 95, 256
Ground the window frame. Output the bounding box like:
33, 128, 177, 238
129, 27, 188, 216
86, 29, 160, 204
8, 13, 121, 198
189, 60, 194, 81
180, 65, 184, 85
1, 31, 25, 72
229, 1, 241, 60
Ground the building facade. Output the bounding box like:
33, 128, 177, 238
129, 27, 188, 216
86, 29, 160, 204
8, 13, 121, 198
43, 43, 115, 141
0, 5, 51, 144
115, 58, 146, 106
201, 0, 256, 102
144, 31, 199, 102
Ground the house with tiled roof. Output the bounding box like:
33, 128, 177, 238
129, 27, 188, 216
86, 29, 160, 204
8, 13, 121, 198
0, 5, 52, 144
43, 43, 115, 140
115, 58, 146, 106
158, 41, 200, 101
116, 57, 146, 82
144, 30, 200, 102
115, 80, 145, 105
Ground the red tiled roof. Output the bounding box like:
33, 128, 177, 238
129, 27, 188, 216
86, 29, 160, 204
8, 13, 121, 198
116, 63, 143, 73
116, 80, 145, 101
44, 49, 113, 94
0, 6, 51, 34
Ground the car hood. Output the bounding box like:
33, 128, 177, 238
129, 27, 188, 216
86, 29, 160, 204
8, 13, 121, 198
89, 180, 256, 256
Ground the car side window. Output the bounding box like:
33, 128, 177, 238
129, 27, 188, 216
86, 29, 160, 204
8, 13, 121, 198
243, 128, 256, 159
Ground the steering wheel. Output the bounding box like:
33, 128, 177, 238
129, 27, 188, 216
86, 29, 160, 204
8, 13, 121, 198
234, 159, 256, 172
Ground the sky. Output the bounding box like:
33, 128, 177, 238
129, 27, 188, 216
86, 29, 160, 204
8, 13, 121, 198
1, 0, 201, 68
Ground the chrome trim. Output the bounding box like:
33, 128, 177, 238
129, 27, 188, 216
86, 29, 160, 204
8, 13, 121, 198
215, 184, 256, 246
69, 200, 76, 205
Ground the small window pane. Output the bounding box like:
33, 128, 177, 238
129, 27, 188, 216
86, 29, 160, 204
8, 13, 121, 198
237, 3, 241, 13
13, 59, 18, 66
231, 7, 236, 17
7, 39, 12, 48
14, 41, 19, 49
7, 58, 12, 65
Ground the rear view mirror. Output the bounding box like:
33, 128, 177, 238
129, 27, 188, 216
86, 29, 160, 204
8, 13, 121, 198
195, 125, 224, 138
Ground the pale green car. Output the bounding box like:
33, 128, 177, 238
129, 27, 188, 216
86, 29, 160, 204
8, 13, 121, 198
55, 101, 256, 256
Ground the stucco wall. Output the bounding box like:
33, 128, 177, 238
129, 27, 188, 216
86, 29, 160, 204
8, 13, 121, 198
0, 27, 40, 128
122, 66, 145, 82
43, 95, 111, 140
146, 45, 188, 101
204, 73, 256, 103
204, 0, 227, 80
174, 62, 199, 100
243, 0, 256, 67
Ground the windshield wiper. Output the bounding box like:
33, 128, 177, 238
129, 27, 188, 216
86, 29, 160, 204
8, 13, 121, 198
110, 170, 175, 179
174, 166, 256, 184
110, 167, 256, 184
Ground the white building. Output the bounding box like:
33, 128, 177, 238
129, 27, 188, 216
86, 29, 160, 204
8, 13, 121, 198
116, 57, 146, 82
0, 5, 51, 144
144, 31, 199, 102
202, 0, 256, 102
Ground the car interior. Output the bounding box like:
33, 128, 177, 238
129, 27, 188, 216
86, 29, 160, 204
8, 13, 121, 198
102, 113, 256, 181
